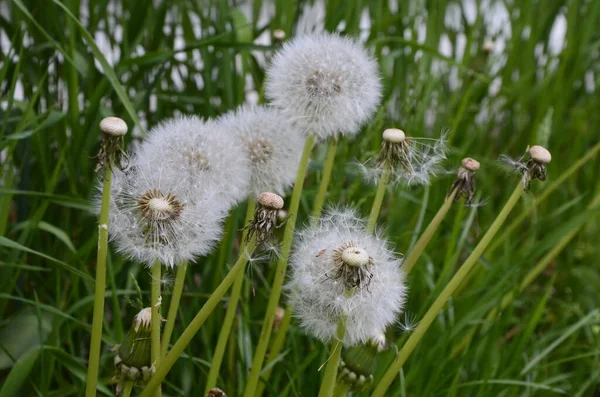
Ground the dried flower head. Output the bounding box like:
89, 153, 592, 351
138, 116, 251, 208
362, 129, 447, 186
266, 33, 382, 140
207, 388, 227, 397
501, 145, 552, 190
286, 207, 406, 346
96, 116, 129, 172
219, 105, 305, 196
106, 157, 225, 267
449, 157, 480, 204
245, 192, 285, 246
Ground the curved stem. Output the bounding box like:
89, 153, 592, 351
160, 261, 187, 358
243, 136, 316, 397
204, 200, 256, 394
85, 166, 112, 397
402, 189, 457, 274
367, 168, 390, 234
151, 262, 162, 397
139, 239, 257, 397
371, 183, 524, 397
312, 139, 338, 219
318, 318, 346, 397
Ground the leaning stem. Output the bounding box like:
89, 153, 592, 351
243, 136, 316, 397
371, 183, 524, 397
150, 262, 162, 397
160, 261, 188, 358
140, 239, 257, 397
121, 381, 134, 397
85, 165, 112, 397
367, 168, 390, 234
312, 139, 338, 219
402, 189, 457, 274
318, 318, 346, 397
204, 200, 256, 394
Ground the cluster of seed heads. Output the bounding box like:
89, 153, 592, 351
245, 192, 285, 245
328, 241, 374, 291
449, 157, 480, 204
96, 117, 129, 173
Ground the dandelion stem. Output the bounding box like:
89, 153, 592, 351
150, 262, 162, 397
333, 380, 350, 397
402, 189, 457, 274
139, 238, 257, 397
243, 135, 316, 397
122, 381, 134, 397
318, 318, 346, 397
371, 183, 524, 397
85, 165, 112, 397
160, 261, 187, 358
367, 168, 390, 234
204, 200, 256, 394
312, 139, 338, 219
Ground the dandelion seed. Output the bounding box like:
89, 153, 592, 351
266, 33, 382, 140
287, 207, 406, 346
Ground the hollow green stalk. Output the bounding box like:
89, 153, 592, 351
122, 381, 134, 397
318, 318, 347, 397
312, 139, 338, 219
367, 168, 390, 234
140, 238, 257, 397
160, 261, 187, 358
243, 136, 316, 397
402, 189, 457, 274
85, 165, 112, 397
151, 262, 162, 397
371, 183, 524, 397
204, 200, 256, 394
333, 380, 351, 397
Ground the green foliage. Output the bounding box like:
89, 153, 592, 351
1, 0, 599, 396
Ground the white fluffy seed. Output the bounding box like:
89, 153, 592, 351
134, 307, 152, 332
258, 192, 284, 210
341, 246, 370, 267
461, 157, 480, 171
99, 117, 128, 137
382, 128, 406, 144
529, 145, 552, 164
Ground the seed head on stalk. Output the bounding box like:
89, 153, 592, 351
501, 145, 552, 190
96, 116, 129, 172
449, 157, 480, 205
245, 192, 285, 246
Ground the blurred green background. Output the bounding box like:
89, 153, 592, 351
1, 0, 599, 395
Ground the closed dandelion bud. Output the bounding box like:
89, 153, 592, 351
449, 157, 480, 204
96, 116, 129, 172
266, 33, 382, 140
501, 145, 552, 190
287, 207, 406, 346
338, 342, 378, 392
246, 192, 285, 245
219, 106, 305, 196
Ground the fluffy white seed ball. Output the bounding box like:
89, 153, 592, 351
382, 128, 406, 144
266, 33, 382, 140
529, 145, 552, 164
287, 207, 406, 346
461, 157, 480, 171
100, 117, 128, 136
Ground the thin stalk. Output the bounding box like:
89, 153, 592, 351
85, 166, 112, 397
151, 262, 162, 397
367, 168, 390, 234
371, 183, 524, 397
243, 136, 316, 397
333, 380, 351, 397
122, 382, 134, 397
403, 189, 457, 274
140, 239, 257, 397
318, 318, 346, 397
204, 200, 256, 394
160, 261, 188, 358
312, 139, 338, 219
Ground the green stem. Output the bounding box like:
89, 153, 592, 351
318, 318, 346, 397
139, 239, 257, 397
367, 168, 390, 234
160, 261, 187, 358
333, 380, 350, 397
243, 136, 316, 397
85, 166, 112, 397
402, 189, 457, 274
122, 381, 134, 397
312, 139, 338, 219
151, 262, 162, 397
371, 183, 524, 397
204, 200, 256, 394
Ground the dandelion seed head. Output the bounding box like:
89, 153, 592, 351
219, 105, 305, 196
286, 207, 406, 346
266, 33, 382, 140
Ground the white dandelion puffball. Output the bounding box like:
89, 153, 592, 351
137, 116, 251, 209
287, 207, 406, 346
266, 33, 382, 140
106, 158, 225, 267
219, 105, 305, 196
